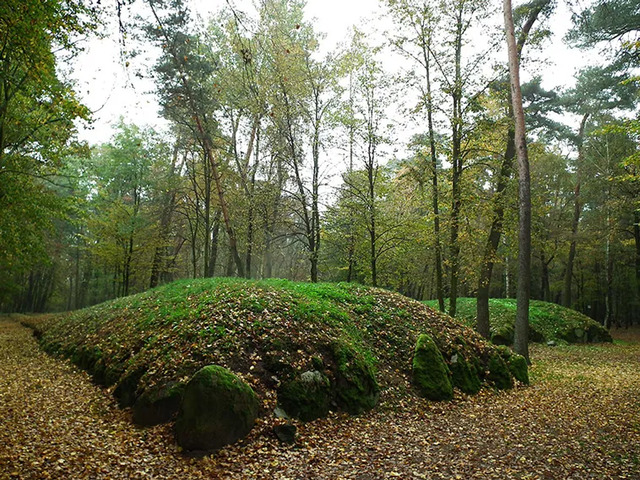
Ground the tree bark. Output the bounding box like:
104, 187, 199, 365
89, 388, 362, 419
634, 209, 640, 306
476, 0, 548, 338
419, 14, 445, 312
504, 0, 532, 362
448, 6, 464, 319
148, 1, 245, 278
476, 130, 515, 338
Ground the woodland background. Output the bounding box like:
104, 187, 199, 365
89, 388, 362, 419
1, 0, 639, 327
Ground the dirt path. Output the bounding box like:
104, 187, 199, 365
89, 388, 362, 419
1, 318, 639, 479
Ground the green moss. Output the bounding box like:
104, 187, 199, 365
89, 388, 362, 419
332, 341, 379, 414
278, 371, 331, 422
487, 352, 513, 390
113, 367, 146, 408
425, 297, 612, 345
33, 278, 511, 434
412, 334, 453, 401
507, 354, 529, 385
176, 365, 259, 451
449, 351, 481, 395
133, 382, 185, 426
491, 326, 514, 346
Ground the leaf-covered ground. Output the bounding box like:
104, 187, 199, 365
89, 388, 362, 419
2, 317, 639, 479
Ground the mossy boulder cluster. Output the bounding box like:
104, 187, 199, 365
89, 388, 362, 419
411, 334, 527, 401
424, 298, 612, 345
25, 278, 529, 451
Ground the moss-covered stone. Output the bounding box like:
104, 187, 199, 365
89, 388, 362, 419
176, 365, 259, 451
278, 370, 331, 422
412, 334, 453, 401
587, 324, 613, 343
113, 367, 146, 408
332, 342, 379, 414
133, 382, 185, 426
487, 352, 513, 390
449, 351, 481, 395
491, 326, 514, 346
507, 353, 529, 385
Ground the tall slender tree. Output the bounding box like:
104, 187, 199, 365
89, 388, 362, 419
504, 0, 531, 361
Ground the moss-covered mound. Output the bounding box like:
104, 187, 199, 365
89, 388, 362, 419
424, 298, 612, 345
25, 279, 528, 449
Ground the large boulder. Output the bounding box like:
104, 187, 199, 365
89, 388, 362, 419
175, 365, 259, 451
133, 382, 185, 426
278, 370, 331, 422
487, 352, 514, 390
331, 342, 379, 414
412, 334, 453, 401
496, 346, 529, 385
449, 351, 481, 395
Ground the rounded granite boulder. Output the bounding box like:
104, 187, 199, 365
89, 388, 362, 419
175, 365, 259, 451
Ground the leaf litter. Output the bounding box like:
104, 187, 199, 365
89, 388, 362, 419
1, 317, 639, 479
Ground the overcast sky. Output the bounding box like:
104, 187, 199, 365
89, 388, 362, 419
69, 0, 595, 146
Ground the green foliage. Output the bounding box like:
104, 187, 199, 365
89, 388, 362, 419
568, 0, 640, 67
0, 0, 96, 306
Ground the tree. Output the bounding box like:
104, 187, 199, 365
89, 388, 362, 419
0, 0, 96, 308
145, 0, 245, 277
504, 0, 532, 361
568, 0, 640, 68
386, 0, 446, 311
259, 0, 329, 282
559, 66, 638, 307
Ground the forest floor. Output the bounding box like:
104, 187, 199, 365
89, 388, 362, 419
1, 318, 639, 480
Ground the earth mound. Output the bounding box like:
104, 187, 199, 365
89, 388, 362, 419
424, 298, 612, 345
25, 279, 527, 450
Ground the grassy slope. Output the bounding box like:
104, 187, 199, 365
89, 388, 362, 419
24, 279, 513, 415
424, 298, 612, 345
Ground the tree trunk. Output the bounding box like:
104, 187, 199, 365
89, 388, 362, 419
476, 129, 515, 338
540, 250, 551, 302
207, 210, 221, 278
420, 20, 445, 312
505, 0, 531, 362
634, 209, 640, 306
563, 113, 589, 307
148, 1, 244, 278
476, 0, 548, 339
448, 8, 463, 319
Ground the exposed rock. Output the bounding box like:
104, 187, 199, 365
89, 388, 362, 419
487, 352, 513, 390
449, 351, 481, 394
278, 370, 331, 422
175, 365, 259, 451
133, 382, 184, 426
113, 367, 146, 408
496, 346, 529, 385
274, 424, 296, 444
412, 334, 453, 401
332, 342, 380, 414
